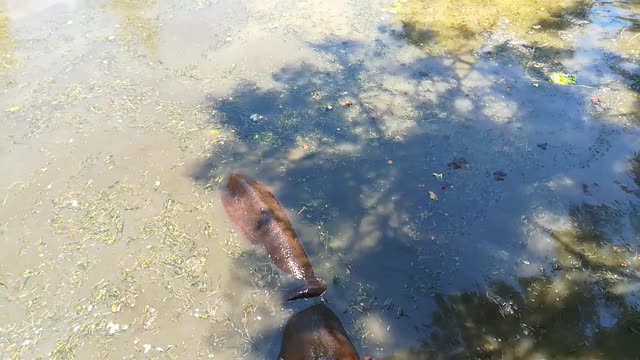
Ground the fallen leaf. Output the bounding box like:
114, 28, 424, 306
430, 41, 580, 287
493, 170, 507, 181
6, 106, 20, 112
448, 157, 469, 170
549, 72, 576, 85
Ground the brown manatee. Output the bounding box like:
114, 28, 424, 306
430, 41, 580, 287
221, 173, 327, 301
278, 303, 366, 360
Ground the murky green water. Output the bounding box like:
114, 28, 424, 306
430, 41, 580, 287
0, 0, 639, 359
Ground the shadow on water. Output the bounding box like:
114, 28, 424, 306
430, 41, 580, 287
399, 276, 640, 359
406, 199, 640, 359
190, 2, 640, 359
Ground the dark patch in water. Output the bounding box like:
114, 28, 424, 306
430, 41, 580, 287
193, 2, 640, 357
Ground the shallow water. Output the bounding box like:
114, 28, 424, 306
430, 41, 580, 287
0, 0, 639, 359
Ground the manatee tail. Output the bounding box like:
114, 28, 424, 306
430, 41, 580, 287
285, 278, 327, 301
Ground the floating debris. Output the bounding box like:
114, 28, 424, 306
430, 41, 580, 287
549, 72, 577, 85
448, 157, 469, 170
428, 191, 439, 201
333, 275, 342, 285
493, 170, 507, 181
339, 99, 353, 107
249, 113, 264, 123
106, 322, 120, 335
143, 306, 158, 329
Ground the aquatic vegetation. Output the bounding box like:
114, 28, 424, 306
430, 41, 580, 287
0, 1, 14, 71
107, 0, 158, 54
392, 0, 592, 55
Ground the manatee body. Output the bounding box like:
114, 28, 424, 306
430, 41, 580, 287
278, 304, 361, 360
221, 173, 327, 301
